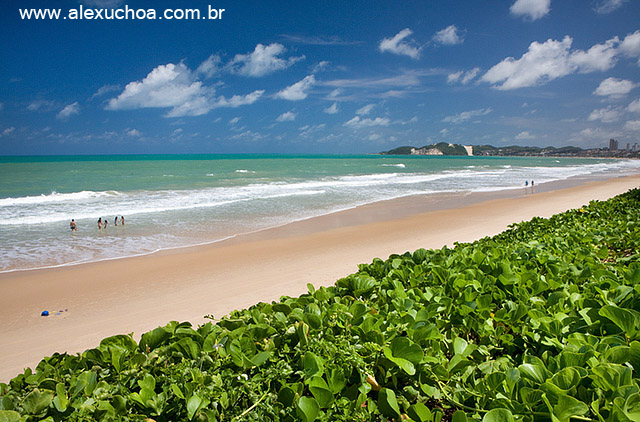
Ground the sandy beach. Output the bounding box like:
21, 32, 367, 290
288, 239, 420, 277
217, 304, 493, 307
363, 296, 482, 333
1, 174, 638, 382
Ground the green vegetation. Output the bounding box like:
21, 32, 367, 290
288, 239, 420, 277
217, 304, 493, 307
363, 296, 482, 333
2, 189, 640, 422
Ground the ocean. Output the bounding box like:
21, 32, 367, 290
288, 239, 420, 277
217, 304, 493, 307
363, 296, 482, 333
1, 154, 638, 273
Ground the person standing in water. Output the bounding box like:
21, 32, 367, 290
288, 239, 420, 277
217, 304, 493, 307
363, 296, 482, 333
114, 216, 118, 226
97, 217, 102, 229
70, 219, 77, 231
121, 216, 125, 225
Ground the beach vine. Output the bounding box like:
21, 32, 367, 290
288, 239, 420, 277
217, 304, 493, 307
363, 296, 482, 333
1, 188, 640, 421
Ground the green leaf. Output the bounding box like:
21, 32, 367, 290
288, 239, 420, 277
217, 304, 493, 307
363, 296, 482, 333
308, 376, 334, 408
407, 402, 432, 422
453, 410, 468, 422
551, 367, 581, 391
553, 395, 589, 422
52, 383, 68, 412
296, 396, 319, 422
378, 388, 401, 419
0, 410, 22, 422
187, 394, 209, 420
519, 363, 550, 385
482, 408, 515, 422
600, 305, 640, 338
383, 337, 424, 375
303, 352, 324, 379
21, 388, 53, 415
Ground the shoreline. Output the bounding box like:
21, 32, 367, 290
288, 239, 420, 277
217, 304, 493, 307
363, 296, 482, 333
0, 174, 638, 382
1, 169, 634, 275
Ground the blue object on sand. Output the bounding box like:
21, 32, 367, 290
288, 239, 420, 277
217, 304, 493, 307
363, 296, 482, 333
41, 310, 49, 316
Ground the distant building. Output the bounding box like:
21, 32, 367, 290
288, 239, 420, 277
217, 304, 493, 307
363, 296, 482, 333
627, 143, 631, 151
609, 138, 618, 150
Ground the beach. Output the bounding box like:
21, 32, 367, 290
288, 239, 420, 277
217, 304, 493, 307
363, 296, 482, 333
0, 174, 638, 382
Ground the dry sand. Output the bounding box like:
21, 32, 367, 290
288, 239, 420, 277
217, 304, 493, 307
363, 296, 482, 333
1, 174, 638, 382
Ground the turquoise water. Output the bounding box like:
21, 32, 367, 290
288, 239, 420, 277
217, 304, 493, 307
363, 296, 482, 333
1, 154, 638, 272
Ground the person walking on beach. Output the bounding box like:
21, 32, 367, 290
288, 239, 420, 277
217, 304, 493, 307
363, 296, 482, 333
70, 219, 77, 231
97, 217, 102, 229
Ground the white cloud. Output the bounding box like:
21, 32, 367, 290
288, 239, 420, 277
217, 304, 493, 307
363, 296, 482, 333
328, 89, 342, 98
1, 127, 15, 136
313, 61, 330, 73
275, 75, 315, 101
126, 128, 142, 137
356, 104, 375, 115
343, 116, 391, 129
90, 84, 120, 100
196, 54, 221, 79
569, 38, 619, 72
510, 0, 551, 21
379, 28, 421, 59
433, 25, 464, 45
443, 108, 492, 123
620, 31, 640, 60
211, 90, 264, 109
625, 120, 640, 131
27, 100, 55, 111
323, 103, 339, 114
440, 128, 449, 135
107, 63, 212, 116
229, 43, 304, 77
628, 99, 640, 113
588, 106, 623, 122
229, 117, 241, 124
276, 111, 297, 122
57, 102, 80, 120
107, 62, 263, 117
448, 68, 480, 84
593, 77, 637, 98
515, 131, 536, 140
594, 0, 629, 14
481, 35, 626, 90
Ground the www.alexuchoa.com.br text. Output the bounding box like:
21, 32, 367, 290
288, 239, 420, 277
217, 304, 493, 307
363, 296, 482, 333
19, 5, 225, 21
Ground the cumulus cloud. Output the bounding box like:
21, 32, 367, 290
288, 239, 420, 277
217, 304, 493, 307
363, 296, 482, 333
433, 25, 465, 45
57, 102, 80, 120
107, 62, 263, 117
356, 104, 375, 115
625, 120, 640, 131
628, 99, 640, 113
27, 100, 55, 111
481, 34, 633, 90
443, 108, 492, 123
588, 106, 623, 122
593, 77, 637, 98
275, 75, 315, 101
620, 31, 640, 61
594, 0, 629, 14
515, 131, 536, 140
510, 0, 551, 21
229, 43, 304, 77
107, 63, 212, 116
1, 127, 15, 136
196, 54, 222, 79
343, 116, 391, 128
126, 128, 142, 137
323, 103, 339, 114
379, 28, 421, 59
276, 111, 297, 122
448, 68, 480, 84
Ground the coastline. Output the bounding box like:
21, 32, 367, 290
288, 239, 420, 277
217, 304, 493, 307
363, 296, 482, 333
0, 174, 638, 382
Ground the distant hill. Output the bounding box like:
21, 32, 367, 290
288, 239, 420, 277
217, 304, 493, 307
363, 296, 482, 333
381, 143, 639, 158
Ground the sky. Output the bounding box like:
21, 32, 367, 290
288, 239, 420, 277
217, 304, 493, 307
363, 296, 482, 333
1, 0, 639, 155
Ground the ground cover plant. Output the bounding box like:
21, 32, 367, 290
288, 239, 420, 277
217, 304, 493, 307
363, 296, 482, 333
1, 188, 640, 422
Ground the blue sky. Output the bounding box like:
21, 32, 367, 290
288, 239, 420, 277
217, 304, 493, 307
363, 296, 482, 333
1, 0, 639, 154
